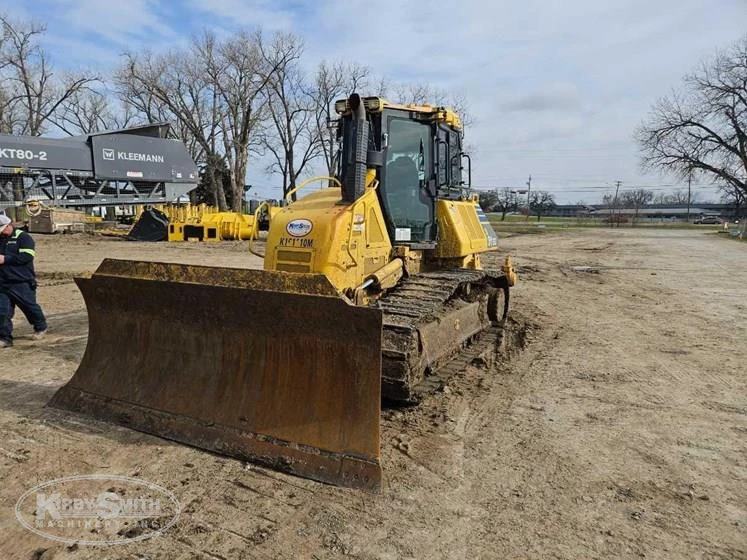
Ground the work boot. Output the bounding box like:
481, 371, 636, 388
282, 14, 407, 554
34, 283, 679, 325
0, 340, 11, 348
31, 330, 47, 341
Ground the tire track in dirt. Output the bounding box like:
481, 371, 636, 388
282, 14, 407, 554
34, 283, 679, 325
1, 230, 745, 559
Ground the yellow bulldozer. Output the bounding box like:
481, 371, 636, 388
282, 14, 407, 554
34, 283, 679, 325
50, 94, 516, 490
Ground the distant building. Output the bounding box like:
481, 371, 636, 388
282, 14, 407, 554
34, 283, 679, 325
547, 203, 737, 221
548, 204, 593, 217
589, 206, 720, 221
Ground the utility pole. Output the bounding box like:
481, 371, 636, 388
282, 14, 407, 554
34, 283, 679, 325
526, 174, 532, 205
613, 180, 622, 228
524, 174, 532, 221
686, 173, 692, 222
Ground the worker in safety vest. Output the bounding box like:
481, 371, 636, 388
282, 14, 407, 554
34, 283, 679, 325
0, 214, 48, 347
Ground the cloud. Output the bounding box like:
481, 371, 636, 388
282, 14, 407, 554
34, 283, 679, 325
185, 0, 298, 32
7, 0, 183, 70
15, 0, 747, 202
501, 83, 582, 113
49, 0, 177, 48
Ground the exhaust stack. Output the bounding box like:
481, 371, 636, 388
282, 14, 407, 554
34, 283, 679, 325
342, 93, 369, 203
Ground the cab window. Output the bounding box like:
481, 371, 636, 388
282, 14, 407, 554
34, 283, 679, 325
449, 131, 462, 187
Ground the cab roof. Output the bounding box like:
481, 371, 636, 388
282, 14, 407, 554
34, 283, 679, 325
334, 96, 462, 131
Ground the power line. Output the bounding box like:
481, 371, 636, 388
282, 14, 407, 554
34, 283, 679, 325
473, 185, 715, 193
473, 181, 716, 190
478, 147, 634, 152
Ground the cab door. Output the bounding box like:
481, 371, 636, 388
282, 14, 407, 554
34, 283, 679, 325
380, 116, 435, 243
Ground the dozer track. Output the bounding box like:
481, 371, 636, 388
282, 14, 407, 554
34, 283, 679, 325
378, 269, 508, 402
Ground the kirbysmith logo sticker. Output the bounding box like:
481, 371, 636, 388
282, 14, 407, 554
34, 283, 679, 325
286, 218, 313, 237
15, 474, 181, 546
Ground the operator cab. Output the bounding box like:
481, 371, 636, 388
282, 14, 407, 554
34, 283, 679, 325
336, 97, 469, 245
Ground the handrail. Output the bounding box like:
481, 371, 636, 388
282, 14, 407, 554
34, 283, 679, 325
248, 201, 270, 259
284, 176, 341, 204
251, 176, 376, 265
251, 175, 340, 257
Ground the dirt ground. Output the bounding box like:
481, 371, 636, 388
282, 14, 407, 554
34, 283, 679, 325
0, 228, 745, 559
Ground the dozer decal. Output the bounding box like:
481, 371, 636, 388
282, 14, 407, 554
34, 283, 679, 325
286, 219, 313, 237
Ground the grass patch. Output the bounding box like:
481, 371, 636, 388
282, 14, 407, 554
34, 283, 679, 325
491, 214, 597, 225
493, 225, 551, 236
487, 213, 730, 231
715, 230, 747, 242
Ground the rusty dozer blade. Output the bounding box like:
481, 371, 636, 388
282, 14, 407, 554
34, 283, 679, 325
49, 259, 383, 490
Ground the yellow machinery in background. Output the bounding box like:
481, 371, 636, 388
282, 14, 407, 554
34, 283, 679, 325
164, 203, 279, 242
168, 209, 255, 242
51, 94, 516, 491
126, 201, 280, 242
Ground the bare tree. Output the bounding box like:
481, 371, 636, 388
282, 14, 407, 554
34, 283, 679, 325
478, 190, 499, 212
652, 192, 668, 205
653, 191, 676, 205
602, 193, 614, 212
492, 188, 517, 220
212, 30, 276, 210
388, 82, 474, 128
117, 43, 228, 207
529, 191, 556, 222
621, 188, 654, 222
0, 85, 20, 133
119, 82, 175, 124
372, 75, 389, 99
118, 85, 202, 162
259, 32, 322, 199
479, 188, 517, 217
390, 82, 433, 105
312, 60, 369, 176
637, 35, 747, 203
0, 16, 98, 135
653, 189, 700, 205
672, 188, 698, 205
602, 192, 622, 226
51, 87, 139, 135
118, 30, 296, 211
116, 29, 279, 211
720, 183, 745, 220
574, 200, 591, 222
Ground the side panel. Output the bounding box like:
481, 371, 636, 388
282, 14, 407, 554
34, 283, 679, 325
0, 134, 92, 171
91, 134, 198, 183
434, 199, 498, 258
265, 187, 392, 292
474, 204, 499, 248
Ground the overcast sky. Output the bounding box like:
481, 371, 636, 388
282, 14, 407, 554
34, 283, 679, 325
7, 0, 747, 203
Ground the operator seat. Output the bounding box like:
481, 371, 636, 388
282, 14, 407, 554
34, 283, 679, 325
387, 156, 418, 210
386, 156, 432, 240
